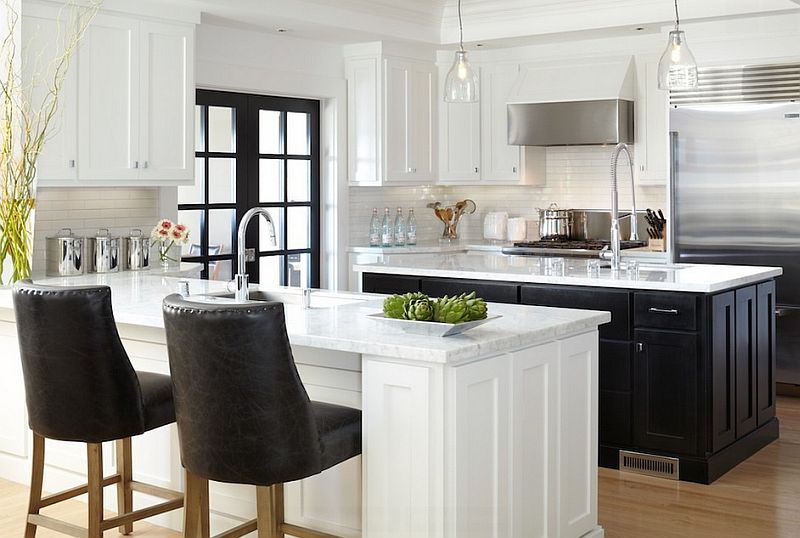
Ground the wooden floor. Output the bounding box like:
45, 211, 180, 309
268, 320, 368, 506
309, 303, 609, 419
1, 398, 799, 537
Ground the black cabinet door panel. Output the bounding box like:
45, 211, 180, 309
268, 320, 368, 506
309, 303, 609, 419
600, 390, 632, 446
421, 278, 519, 304
634, 292, 699, 331
757, 281, 777, 426
711, 291, 736, 453
362, 273, 421, 295
600, 340, 633, 392
521, 285, 630, 340
735, 286, 758, 439
634, 330, 700, 455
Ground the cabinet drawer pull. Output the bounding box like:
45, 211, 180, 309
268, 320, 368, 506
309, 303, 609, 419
637, 343, 644, 352
648, 307, 679, 315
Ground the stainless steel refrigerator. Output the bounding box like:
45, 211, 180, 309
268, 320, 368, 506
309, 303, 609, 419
670, 74, 800, 384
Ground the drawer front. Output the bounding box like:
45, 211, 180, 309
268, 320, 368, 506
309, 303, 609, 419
421, 278, 520, 304
521, 284, 630, 340
362, 273, 421, 295
634, 292, 698, 331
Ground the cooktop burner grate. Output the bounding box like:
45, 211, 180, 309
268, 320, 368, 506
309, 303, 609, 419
513, 240, 646, 250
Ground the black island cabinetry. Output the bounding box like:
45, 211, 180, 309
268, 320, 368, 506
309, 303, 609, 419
362, 272, 778, 484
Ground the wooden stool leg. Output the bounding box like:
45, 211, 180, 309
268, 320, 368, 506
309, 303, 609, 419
87, 443, 104, 538
256, 484, 284, 538
116, 438, 133, 534
184, 469, 210, 538
24, 433, 45, 538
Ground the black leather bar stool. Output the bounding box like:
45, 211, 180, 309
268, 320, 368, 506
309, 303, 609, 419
12, 282, 184, 538
162, 295, 362, 538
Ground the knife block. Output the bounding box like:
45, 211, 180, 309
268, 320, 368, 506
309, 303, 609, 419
648, 225, 666, 252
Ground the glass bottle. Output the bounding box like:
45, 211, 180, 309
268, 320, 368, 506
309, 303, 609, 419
368, 208, 381, 247
406, 208, 417, 245
394, 207, 406, 247
381, 207, 394, 247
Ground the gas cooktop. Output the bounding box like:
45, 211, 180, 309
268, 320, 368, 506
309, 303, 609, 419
502, 239, 647, 257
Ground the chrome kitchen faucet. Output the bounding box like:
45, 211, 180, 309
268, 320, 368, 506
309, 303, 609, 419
600, 143, 639, 272
234, 207, 277, 302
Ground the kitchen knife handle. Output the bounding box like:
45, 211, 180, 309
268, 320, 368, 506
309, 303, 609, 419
648, 307, 679, 315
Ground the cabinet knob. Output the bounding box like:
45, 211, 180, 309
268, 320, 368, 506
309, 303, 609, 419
143, 161, 149, 169
68, 159, 76, 168
407, 167, 413, 173
637, 343, 644, 352
133, 161, 139, 169
474, 167, 479, 173
512, 166, 518, 173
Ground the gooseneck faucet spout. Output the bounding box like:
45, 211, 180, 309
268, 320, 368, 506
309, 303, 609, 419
234, 207, 277, 302
600, 143, 638, 272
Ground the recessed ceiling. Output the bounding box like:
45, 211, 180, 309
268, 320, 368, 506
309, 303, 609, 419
159, 0, 800, 45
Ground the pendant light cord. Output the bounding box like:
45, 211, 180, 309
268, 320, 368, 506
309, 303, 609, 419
458, 0, 465, 51
674, 0, 680, 29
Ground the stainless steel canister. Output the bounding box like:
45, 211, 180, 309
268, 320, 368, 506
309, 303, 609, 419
88, 228, 121, 273
125, 228, 150, 271
537, 202, 573, 240
45, 228, 84, 276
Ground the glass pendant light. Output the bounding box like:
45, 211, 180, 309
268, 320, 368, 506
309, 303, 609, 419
444, 0, 479, 102
658, 0, 698, 90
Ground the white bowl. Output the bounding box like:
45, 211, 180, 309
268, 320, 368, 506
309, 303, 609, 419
367, 313, 502, 337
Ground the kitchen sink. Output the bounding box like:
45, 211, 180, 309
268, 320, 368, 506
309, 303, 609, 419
191, 290, 365, 308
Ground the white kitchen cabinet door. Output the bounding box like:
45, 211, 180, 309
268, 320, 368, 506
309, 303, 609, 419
139, 21, 194, 183
408, 61, 437, 182
22, 5, 78, 184
78, 13, 140, 182
480, 63, 522, 183
384, 58, 436, 183
346, 57, 381, 184
634, 55, 669, 186
439, 63, 480, 184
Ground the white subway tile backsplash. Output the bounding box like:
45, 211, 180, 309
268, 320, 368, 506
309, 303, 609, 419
349, 146, 666, 246
32, 187, 161, 274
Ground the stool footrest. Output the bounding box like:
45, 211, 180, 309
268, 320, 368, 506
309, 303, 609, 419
27, 514, 87, 538
130, 480, 184, 500
282, 522, 343, 538
213, 519, 258, 538
100, 497, 184, 531
39, 474, 121, 508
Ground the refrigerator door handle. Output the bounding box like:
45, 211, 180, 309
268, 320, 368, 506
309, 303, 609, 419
668, 131, 678, 264
776, 307, 792, 317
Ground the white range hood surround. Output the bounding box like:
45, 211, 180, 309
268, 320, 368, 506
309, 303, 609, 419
507, 55, 636, 146
508, 55, 636, 104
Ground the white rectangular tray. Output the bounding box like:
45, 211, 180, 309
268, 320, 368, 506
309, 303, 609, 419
367, 312, 502, 337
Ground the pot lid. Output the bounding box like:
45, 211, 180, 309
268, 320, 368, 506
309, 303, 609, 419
47, 228, 80, 239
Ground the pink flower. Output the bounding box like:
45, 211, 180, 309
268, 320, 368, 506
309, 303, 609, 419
158, 229, 169, 237
174, 224, 186, 233
158, 219, 173, 230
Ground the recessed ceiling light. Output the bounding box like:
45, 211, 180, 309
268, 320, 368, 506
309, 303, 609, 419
635, 27, 646, 31
275, 27, 289, 33
476, 43, 485, 47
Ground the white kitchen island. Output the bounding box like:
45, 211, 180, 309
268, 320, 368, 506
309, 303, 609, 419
0, 271, 609, 538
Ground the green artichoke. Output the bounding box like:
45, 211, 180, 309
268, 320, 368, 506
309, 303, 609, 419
383, 292, 430, 320
458, 291, 488, 321
404, 298, 434, 321
433, 295, 471, 324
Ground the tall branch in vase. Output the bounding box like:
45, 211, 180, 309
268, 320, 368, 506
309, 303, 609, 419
0, 0, 99, 283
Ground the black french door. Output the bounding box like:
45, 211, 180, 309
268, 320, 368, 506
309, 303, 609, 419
179, 90, 320, 287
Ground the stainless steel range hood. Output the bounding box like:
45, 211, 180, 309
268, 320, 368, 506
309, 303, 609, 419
507, 56, 635, 146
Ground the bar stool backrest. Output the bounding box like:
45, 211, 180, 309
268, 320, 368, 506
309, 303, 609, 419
12, 282, 146, 442
162, 295, 321, 486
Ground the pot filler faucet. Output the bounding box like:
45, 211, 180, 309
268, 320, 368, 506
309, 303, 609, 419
600, 142, 639, 271
234, 207, 277, 302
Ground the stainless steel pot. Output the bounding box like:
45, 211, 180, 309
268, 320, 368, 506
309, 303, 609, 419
88, 229, 121, 273
125, 229, 150, 271
537, 203, 573, 240
45, 228, 84, 276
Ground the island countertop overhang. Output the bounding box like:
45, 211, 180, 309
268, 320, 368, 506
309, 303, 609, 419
0, 271, 610, 365
354, 252, 783, 293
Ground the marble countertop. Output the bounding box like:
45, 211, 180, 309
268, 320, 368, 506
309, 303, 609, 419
0, 269, 609, 364
353, 252, 782, 293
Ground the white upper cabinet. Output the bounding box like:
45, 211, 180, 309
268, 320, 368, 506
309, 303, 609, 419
634, 55, 669, 186
139, 21, 194, 182
438, 64, 481, 184
78, 13, 141, 182
480, 63, 526, 184
22, 4, 78, 183
435, 60, 544, 186
345, 44, 437, 186
25, 4, 195, 186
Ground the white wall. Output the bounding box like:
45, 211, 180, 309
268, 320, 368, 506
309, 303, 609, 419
194, 22, 348, 290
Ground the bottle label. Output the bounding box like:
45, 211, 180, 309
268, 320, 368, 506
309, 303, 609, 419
407, 231, 417, 244
382, 233, 394, 245
369, 233, 380, 245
